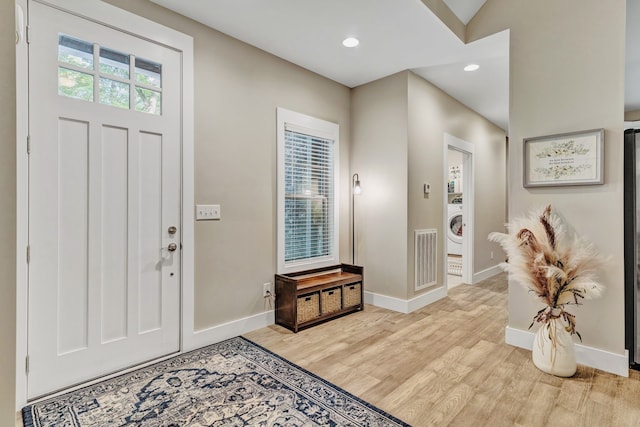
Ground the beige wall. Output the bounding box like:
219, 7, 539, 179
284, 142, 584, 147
1, 0, 16, 423
468, 0, 626, 354
4, 0, 625, 419
105, 0, 351, 329
351, 70, 506, 300
350, 72, 409, 298
627, 110, 640, 122
407, 71, 506, 296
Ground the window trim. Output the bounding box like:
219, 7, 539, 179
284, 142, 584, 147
276, 107, 340, 274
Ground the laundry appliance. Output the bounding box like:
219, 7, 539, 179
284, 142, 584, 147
447, 203, 463, 255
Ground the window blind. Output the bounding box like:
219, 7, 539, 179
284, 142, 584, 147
284, 128, 334, 263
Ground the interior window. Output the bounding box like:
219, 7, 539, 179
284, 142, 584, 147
277, 108, 340, 274
284, 131, 334, 262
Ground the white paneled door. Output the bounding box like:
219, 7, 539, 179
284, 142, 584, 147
28, 2, 182, 398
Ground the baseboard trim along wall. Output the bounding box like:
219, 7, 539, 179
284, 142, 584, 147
187, 310, 275, 351
188, 285, 448, 350
364, 286, 447, 314
505, 326, 629, 377
472, 264, 503, 284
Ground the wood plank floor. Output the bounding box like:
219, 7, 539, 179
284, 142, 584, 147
245, 273, 640, 427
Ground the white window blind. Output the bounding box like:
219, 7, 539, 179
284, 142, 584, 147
277, 108, 339, 274
284, 128, 334, 263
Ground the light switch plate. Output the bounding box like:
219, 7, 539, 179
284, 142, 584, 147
196, 204, 221, 220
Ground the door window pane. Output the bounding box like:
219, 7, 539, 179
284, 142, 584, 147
135, 58, 162, 88
99, 47, 130, 79
135, 87, 161, 115
58, 35, 94, 69
57, 34, 163, 115
58, 67, 94, 101
99, 78, 130, 109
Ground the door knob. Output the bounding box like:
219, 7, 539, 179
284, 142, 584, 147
167, 242, 178, 252
168, 226, 177, 235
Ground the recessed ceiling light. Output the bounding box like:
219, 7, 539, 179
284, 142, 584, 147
342, 37, 359, 48
464, 64, 480, 72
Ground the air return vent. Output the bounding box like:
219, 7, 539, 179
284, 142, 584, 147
415, 229, 437, 290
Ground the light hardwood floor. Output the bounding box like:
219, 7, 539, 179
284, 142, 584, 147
16, 273, 640, 426
245, 273, 640, 427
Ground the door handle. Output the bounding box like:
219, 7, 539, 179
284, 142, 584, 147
167, 242, 178, 252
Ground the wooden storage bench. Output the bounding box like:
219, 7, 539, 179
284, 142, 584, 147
275, 264, 364, 332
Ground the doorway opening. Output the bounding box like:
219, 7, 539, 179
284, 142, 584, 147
444, 134, 474, 289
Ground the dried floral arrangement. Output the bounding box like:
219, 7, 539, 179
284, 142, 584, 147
489, 205, 604, 340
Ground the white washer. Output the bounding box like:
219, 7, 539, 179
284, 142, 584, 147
447, 204, 463, 255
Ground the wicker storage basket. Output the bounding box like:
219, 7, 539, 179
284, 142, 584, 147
343, 283, 361, 307
297, 293, 320, 324
321, 287, 342, 314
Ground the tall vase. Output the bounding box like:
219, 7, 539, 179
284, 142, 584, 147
531, 318, 577, 377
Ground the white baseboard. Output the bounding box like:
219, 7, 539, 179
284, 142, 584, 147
472, 264, 503, 284
364, 286, 447, 314
505, 326, 629, 377
185, 310, 275, 352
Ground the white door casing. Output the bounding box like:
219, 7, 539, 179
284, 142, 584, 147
443, 134, 475, 286
27, 1, 182, 398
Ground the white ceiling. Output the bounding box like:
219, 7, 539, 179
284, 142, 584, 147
442, 0, 487, 25
150, 0, 640, 131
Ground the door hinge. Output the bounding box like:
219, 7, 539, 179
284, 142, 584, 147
27, 135, 31, 155
25, 355, 29, 375
16, 4, 25, 46
26, 245, 30, 264
26, 25, 31, 45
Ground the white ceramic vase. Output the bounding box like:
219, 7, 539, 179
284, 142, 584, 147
531, 318, 577, 377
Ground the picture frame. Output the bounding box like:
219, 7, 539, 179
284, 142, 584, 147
523, 128, 604, 188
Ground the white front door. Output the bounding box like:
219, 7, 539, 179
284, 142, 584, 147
27, 1, 182, 398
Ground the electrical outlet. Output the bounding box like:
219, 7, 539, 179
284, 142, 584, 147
263, 283, 271, 298
490, 251, 494, 259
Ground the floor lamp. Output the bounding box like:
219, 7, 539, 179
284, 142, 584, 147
352, 173, 361, 264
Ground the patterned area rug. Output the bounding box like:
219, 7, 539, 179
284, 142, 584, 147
23, 336, 409, 426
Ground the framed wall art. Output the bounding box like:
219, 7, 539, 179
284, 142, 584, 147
523, 128, 604, 187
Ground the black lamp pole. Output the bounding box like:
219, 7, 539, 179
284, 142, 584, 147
351, 173, 360, 264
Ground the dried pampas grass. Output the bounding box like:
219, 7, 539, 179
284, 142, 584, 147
489, 205, 604, 340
